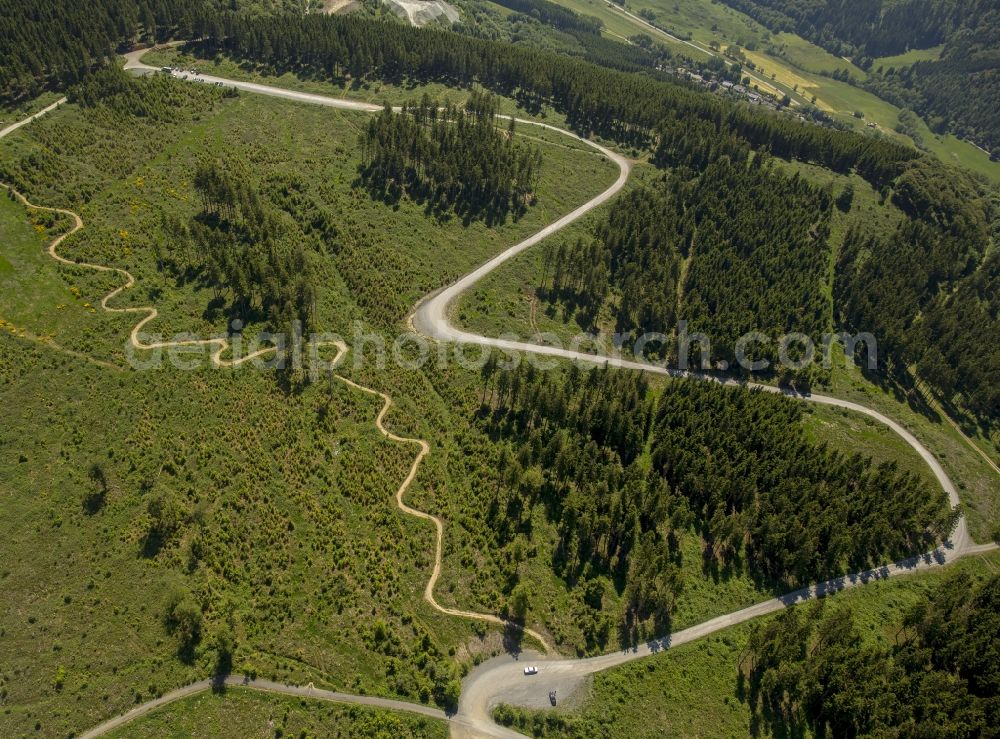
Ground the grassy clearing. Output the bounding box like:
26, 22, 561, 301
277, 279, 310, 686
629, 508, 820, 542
550, 0, 695, 53
873, 45, 944, 69
768, 31, 859, 76
800, 403, 941, 492
104, 687, 448, 738
500, 549, 1000, 738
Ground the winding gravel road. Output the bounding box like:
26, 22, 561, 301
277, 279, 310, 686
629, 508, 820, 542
76, 674, 450, 739
0, 98, 67, 139
1, 48, 992, 738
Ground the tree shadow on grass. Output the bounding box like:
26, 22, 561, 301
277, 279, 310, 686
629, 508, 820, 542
502, 620, 526, 658
83, 463, 109, 515
858, 362, 941, 426
141, 529, 167, 559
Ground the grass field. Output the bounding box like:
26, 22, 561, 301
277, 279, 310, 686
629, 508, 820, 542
497, 549, 1000, 738
104, 688, 448, 738
552, 0, 686, 51
801, 403, 942, 492
873, 45, 944, 69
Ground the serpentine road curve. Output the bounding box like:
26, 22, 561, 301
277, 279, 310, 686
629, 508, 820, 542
0, 48, 990, 738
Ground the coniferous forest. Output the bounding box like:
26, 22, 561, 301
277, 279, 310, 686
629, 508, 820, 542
745, 572, 1000, 737
0, 0, 208, 100
0, 2, 910, 187
193, 13, 916, 188
162, 12, 997, 417
478, 363, 952, 644
544, 153, 832, 373
358, 93, 542, 224
1, 2, 919, 186
836, 159, 999, 419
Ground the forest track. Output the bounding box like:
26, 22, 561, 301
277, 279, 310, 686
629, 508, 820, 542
0, 98, 66, 139
2, 50, 994, 738
0, 184, 347, 369
75, 674, 463, 739
334, 375, 555, 652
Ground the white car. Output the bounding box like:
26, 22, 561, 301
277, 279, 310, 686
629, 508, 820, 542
523, 666, 538, 675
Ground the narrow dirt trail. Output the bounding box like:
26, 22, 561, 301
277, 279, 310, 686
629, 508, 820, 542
2, 183, 552, 651
2, 184, 330, 367
2, 174, 548, 735
335, 375, 556, 653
